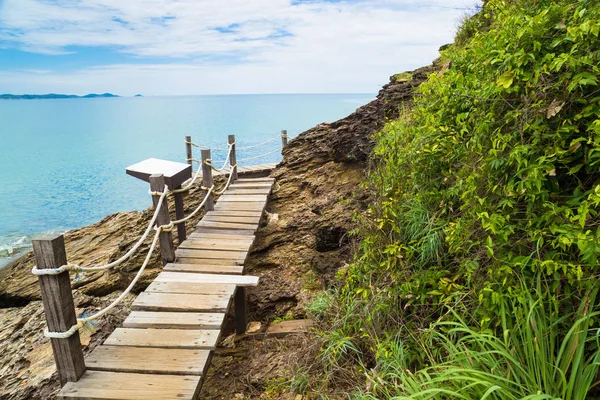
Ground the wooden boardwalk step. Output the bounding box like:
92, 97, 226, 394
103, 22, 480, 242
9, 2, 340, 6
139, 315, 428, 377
164, 263, 244, 275
201, 215, 262, 224
155, 271, 259, 286
175, 248, 247, 262
229, 183, 273, 189
104, 328, 220, 349
204, 210, 264, 217
123, 311, 225, 329
189, 232, 256, 241
226, 188, 272, 195
236, 177, 274, 183
176, 250, 247, 265
217, 194, 268, 203
58, 371, 201, 399
179, 239, 253, 252
132, 292, 232, 312
196, 220, 259, 232
146, 281, 236, 295
194, 227, 256, 236
86, 346, 210, 375
213, 202, 267, 212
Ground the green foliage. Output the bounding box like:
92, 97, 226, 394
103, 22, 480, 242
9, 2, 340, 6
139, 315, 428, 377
313, 0, 600, 397
360, 285, 600, 399
393, 72, 414, 83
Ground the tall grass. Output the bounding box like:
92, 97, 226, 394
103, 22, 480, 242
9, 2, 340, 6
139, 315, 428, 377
356, 284, 600, 399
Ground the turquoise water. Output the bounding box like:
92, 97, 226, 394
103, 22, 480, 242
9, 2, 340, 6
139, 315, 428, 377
0, 94, 373, 266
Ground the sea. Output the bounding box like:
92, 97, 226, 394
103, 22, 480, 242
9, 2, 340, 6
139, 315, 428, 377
0, 93, 374, 267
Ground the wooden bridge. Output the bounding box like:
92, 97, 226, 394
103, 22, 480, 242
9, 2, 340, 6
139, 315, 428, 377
31, 133, 288, 399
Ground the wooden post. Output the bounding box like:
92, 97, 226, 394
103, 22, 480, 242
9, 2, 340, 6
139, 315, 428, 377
185, 135, 193, 166
173, 187, 186, 244
201, 149, 215, 211
149, 174, 176, 265
234, 287, 248, 335
228, 134, 238, 181
32, 234, 86, 386
281, 130, 288, 152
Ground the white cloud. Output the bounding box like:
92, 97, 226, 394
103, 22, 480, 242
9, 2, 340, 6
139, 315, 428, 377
0, 0, 481, 94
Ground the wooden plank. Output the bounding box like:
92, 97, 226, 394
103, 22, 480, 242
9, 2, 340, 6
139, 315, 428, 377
201, 215, 262, 224
86, 346, 210, 376
150, 174, 176, 265
156, 271, 259, 287
189, 232, 256, 241
176, 256, 247, 266
123, 311, 225, 329
226, 189, 271, 196
235, 287, 248, 335
236, 178, 274, 183
132, 292, 231, 312
58, 371, 200, 400
201, 149, 215, 211
179, 238, 253, 251
194, 227, 256, 236
146, 281, 236, 295
265, 320, 315, 338
175, 248, 247, 260
104, 328, 220, 349
164, 263, 244, 275
213, 202, 266, 212
196, 220, 259, 231
175, 249, 247, 265
229, 183, 273, 189
205, 210, 263, 217
216, 194, 267, 203
32, 234, 86, 385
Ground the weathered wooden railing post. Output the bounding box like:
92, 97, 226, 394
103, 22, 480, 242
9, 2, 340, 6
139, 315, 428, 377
32, 234, 86, 386
185, 135, 193, 167
173, 188, 187, 244
149, 174, 176, 265
281, 130, 288, 151
235, 287, 248, 335
228, 134, 238, 180
201, 149, 214, 211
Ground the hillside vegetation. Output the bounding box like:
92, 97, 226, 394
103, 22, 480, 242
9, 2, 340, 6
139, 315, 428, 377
303, 0, 600, 398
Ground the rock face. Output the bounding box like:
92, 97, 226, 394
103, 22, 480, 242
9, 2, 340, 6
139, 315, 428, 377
243, 65, 435, 320
200, 65, 436, 398
0, 65, 434, 399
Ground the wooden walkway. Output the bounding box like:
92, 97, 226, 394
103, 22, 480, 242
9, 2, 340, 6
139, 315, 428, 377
57, 175, 275, 399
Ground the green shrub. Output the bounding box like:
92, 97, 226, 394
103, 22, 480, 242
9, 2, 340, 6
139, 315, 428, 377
361, 284, 600, 399
316, 0, 600, 396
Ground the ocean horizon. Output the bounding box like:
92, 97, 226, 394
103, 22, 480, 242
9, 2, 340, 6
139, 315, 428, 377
0, 93, 374, 268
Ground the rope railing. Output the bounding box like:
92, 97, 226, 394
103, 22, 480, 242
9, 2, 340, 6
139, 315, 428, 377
236, 135, 280, 151
185, 140, 228, 151
34, 132, 283, 345
31, 187, 170, 277
34, 181, 218, 339
185, 132, 284, 156
237, 147, 283, 162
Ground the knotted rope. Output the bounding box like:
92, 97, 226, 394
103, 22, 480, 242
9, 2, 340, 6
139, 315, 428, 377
236, 135, 280, 150
237, 147, 282, 162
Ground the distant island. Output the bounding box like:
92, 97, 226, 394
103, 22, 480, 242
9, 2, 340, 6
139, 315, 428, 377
0, 93, 119, 100
135, 94, 143, 97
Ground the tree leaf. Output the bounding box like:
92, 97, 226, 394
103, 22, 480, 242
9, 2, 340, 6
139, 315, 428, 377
497, 71, 514, 89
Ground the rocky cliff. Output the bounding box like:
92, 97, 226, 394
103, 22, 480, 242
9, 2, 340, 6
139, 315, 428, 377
0, 64, 434, 400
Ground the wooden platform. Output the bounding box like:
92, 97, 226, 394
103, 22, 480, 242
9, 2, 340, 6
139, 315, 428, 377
214, 163, 276, 177
57, 173, 275, 399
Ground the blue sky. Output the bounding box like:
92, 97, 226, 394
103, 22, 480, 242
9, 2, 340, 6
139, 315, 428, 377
0, 0, 480, 95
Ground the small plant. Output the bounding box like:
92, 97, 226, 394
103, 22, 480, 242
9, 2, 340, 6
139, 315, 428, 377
393, 72, 413, 82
